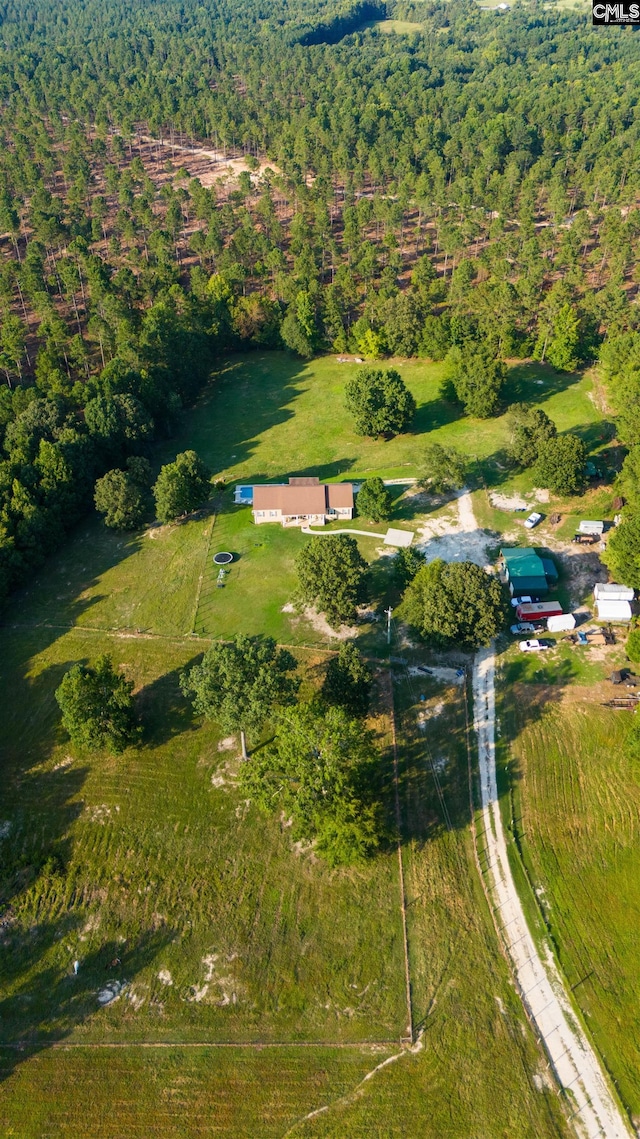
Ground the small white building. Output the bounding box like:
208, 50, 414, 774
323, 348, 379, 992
595, 599, 632, 622
594, 582, 634, 602
579, 520, 605, 535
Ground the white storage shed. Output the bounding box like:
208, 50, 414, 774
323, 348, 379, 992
593, 582, 634, 602
595, 599, 632, 622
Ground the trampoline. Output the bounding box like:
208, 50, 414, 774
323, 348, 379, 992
213, 551, 233, 566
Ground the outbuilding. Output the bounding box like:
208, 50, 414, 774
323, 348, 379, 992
595, 599, 632, 622
594, 582, 634, 602
500, 548, 549, 596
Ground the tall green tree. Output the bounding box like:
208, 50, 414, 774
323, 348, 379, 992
400, 559, 506, 648
603, 517, 640, 589
534, 435, 587, 496
153, 450, 211, 522
239, 702, 382, 867
321, 642, 372, 718
180, 634, 299, 759
356, 477, 392, 522
94, 456, 151, 530
508, 405, 558, 469
55, 654, 139, 752
443, 344, 506, 418
345, 367, 416, 438
295, 535, 368, 628
420, 443, 468, 493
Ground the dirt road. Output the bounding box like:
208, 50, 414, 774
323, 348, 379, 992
473, 646, 632, 1139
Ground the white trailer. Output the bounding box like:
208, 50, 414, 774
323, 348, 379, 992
547, 614, 576, 632
579, 520, 604, 535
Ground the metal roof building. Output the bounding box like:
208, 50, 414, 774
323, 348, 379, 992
501, 548, 549, 596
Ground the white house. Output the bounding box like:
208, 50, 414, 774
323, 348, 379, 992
252, 477, 354, 528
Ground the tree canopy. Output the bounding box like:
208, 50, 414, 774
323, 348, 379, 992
321, 642, 372, 718
55, 654, 139, 752
355, 477, 392, 522
400, 558, 506, 648
603, 517, 640, 590
295, 534, 368, 628
153, 450, 211, 522
443, 344, 506, 419
508, 405, 558, 469
94, 456, 151, 529
180, 633, 299, 756
345, 367, 416, 438
239, 702, 382, 867
534, 434, 587, 497
420, 443, 467, 494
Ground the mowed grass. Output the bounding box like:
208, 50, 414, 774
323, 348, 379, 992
0, 662, 571, 1137
502, 689, 640, 1118
0, 628, 407, 1046
291, 672, 569, 1138
0, 350, 611, 1133
193, 353, 600, 489
5, 352, 602, 648
0, 1045, 391, 1138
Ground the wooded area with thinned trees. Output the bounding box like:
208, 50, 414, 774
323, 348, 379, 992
1, 0, 640, 601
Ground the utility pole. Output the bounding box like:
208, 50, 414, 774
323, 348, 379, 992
386, 606, 393, 645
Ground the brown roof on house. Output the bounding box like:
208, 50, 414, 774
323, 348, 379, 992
327, 484, 354, 509
253, 482, 354, 516
253, 484, 327, 514
288, 476, 319, 486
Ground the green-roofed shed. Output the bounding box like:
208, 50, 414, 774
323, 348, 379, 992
501, 547, 548, 596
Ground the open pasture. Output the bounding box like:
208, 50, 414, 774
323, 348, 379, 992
8, 352, 604, 651
0, 628, 407, 1047
501, 688, 640, 1119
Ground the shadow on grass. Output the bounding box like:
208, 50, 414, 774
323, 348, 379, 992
137, 659, 202, 747
0, 925, 172, 1080
503, 361, 585, 405
0, 646, 170, 1080
187, 353, 310, 477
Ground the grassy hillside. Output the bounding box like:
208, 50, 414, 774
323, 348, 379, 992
501, 688, 640, 1118
8, 351, 606, 649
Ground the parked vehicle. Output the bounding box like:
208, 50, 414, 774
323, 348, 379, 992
519, 639, 550, 652
516, 601, 563, 621
511, 623, 545, 634
524, 512, 543, 529
547, 614, 576, 633
573, 533, 599, 545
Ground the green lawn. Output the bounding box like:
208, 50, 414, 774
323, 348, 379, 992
500, 689, 640, 1120
0, 628, 407, 1047
0, 349, 614, 1134
0, 649, 570, 1137
7, 352, 605, 650
0, 1045, 392, 1138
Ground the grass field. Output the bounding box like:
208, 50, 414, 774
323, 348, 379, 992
0, 654, 571, 1136
0, 349, 614, 1134
7, 352, 605, 652
0, 628, 408, 1047
500, 686, 640, 1121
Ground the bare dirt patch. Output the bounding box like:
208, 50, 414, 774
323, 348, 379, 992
415, 490, 496, 568
490, 492, 530, 511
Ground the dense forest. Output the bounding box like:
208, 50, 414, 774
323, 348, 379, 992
1, 0, 640, 601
